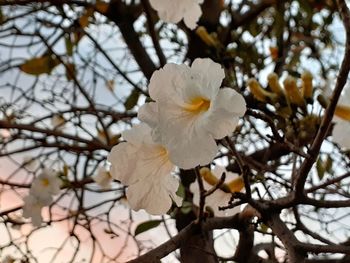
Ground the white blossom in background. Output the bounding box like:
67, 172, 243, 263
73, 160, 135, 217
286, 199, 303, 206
22, 194, 50, 227
30, 168, 61, 200
332, 85, 350, 150
139, 58, 246, 169
93, 167, 113, 189
22, 169, 61, 226
108, 123, 182, 215
190, 166, 244, 216
149, 0, 204, 29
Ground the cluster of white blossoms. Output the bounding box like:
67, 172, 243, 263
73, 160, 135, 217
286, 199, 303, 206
149, 0, 203, 29
22, 169, 61, 226
108, 58, 246, 215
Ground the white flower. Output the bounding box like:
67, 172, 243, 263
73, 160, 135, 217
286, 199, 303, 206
30, 169, 61, 200
149, 0, 204, 29
22, 194, 50, 226
93, 167, 112, 189
108, 123, 182, 215
332, 85, 350, 150
190, 166, 244, 217
139, 58, 246, 169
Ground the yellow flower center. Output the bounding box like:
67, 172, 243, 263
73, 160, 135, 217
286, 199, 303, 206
41, 178, 50, 187
158, 146, 169, 157
335, 105, 350, 121
184, 97, 211, 113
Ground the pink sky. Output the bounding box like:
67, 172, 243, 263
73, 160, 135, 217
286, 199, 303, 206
0, 157, 178, 262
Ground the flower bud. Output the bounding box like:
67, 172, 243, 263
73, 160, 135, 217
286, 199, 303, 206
283, 76, 305, 107
226, 176, 244, 193
247, 78, 277, 102
335, 105, 350, 121
317, 94, 329, 109
301, 71, 313, 100
267, 72, 283, 95
196, 26, 218, 47
199, 167, 219, 186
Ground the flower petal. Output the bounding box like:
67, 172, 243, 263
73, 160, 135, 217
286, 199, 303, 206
183, 1, 202, 29
138, 102, 158, 128
190, 58, 225, 97
121, 123, 154, 145
108, 142, 139, 185
160, 110, 218, 168
108, 123, 180, 214
149, 0, 202, 29
126, 169, 179, 215
204, 88, 246, 139
148, 63, 189, 101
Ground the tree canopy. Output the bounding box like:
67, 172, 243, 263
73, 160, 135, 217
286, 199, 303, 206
0, 0, 350, 262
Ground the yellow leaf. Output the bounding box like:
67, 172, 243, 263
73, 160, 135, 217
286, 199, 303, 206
63, 165, 69, 177
73, 31, 85, 45
65, 34, 74, 56
96, 1, 109, 14
20, 55, 60, 75
106, 79, 115, 92
66, 63, 76, 81
79, 8, 94, 28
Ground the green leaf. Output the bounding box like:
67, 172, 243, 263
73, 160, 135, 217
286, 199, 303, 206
134, 220, 162, 236
96, 1, 109, 14
248, 20, 261, 37
324, 155, 333, 173
65, 34, 74, 56
20, 55, 60, 75
176, 183, 185, 199
0, 7, 4, 24
124, 89, 140, 110
79, 7, 94, 28
272, 11, 284, 37
259, 223, 270, 234
298, 0, 313, 20
180, 201, 192, 214
316, 157, 325, 180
